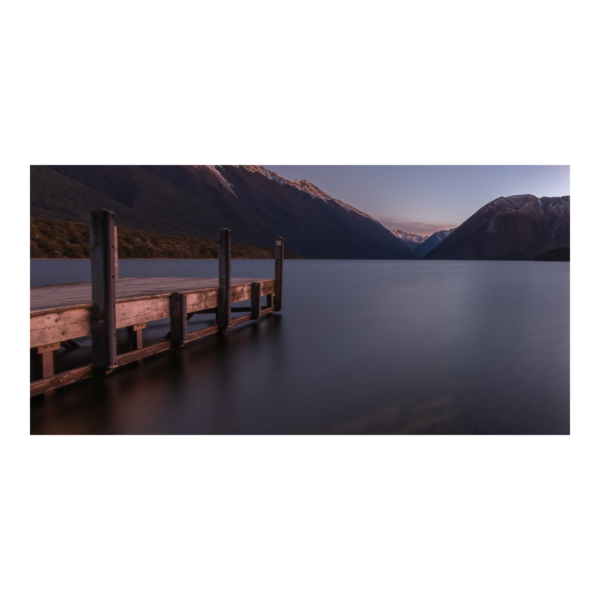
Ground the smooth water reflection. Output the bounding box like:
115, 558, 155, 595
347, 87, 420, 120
30, 259, 570, 434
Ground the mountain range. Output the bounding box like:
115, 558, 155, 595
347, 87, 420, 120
30, 165, 415, 260
425, 195, 570, 260
391, 230, 428, 251
30, 166, 569, 261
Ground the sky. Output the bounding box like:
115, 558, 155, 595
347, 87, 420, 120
261, 166, 570, 236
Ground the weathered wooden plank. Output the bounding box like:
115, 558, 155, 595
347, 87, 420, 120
31, 301, 92, 315
187, 324, 219, 342
187, 288, 219, 313
231, 284, 253, 303
261, 280, 275, 296
251, 282, 261, 320
229, 279, 272, 303
116, 341, 172, 366
230, 314, 252, 327
115, 296, 170, 329
275, 237, 283, 311
30, 277, 275, 313
30, 277, 277, 347
30, 364, 94, 397
30, 307, 92, 348
170, 293, 188, 347
90, 209, 117, 369
218, 229, 231, 331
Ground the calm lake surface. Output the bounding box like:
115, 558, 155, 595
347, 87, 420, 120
30, 260, 570, 434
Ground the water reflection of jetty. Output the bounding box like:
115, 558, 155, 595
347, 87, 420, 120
30, 209, 284, 397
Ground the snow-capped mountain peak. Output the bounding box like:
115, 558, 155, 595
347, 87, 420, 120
429, 228, 457, 242
236, 165, 333, 201
391, 230, 429, 244
235, 165, 380, 223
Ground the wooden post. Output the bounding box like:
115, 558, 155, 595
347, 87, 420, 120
128, 323, 145, 351
31, 342, 60, 397
31, 342, 59, 380
266, 295, 273, 308
170, 293, 188, 347
90, 209, 117, 371
251, 282, 262, 319
218, 228, 231, 331
275, 237, 284, 311
114, 225, 119, 278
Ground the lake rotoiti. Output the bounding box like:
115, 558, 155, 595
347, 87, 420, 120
30, 259, 570, 435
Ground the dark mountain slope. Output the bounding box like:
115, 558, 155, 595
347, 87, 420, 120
31, 165, 415, 259
425, 195, 570, 260
218, 166, 415, 259
45, 165, 237, 240
140, 165, 414, 258
534, 247, 569, 262
30, 166, 186, 235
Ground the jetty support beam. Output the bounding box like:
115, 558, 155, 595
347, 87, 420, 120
218, 228, 231, 331
90, 209, 117, 371
31, 342, 59, 380
275, 237, 283, 311
170, 293, 188, 347
128, 323, 145, 351
251, 282, 262, 319
114, 225, 119, 278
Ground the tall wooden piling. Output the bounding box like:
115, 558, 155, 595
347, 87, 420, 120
218, 228, 231, 331
114, 225, 119, 278
90, 209, 117, 371
170, 293, 188, 347
251, 282, 262, 320
275, 237, 284, 311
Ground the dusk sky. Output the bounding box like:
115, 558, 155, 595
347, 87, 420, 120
261, 166, 570, 236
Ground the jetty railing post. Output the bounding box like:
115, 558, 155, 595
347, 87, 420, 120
114, 225, 119, 278
218, 228, 231, 331
251, 282, 262, 319
128, 323, 145, 352
31, 342, 59, 383
275, 237, 284, 311
90, 209, 117, 371
170, 293, 188, 347
30, 343, 59, 398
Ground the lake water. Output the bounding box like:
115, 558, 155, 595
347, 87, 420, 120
30, 259, 570, 434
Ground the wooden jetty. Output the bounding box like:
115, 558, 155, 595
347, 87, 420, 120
30, 209, 284, 397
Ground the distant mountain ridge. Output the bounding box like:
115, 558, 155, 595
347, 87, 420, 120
391, 230, 429, 251
425, 195, 570, 260
413, 228, 457, 257
31, 165, 416, 260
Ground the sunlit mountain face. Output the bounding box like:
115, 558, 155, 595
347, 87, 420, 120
425, 195, 570, 260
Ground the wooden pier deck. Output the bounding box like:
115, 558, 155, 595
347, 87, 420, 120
30, 209, 284, 397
